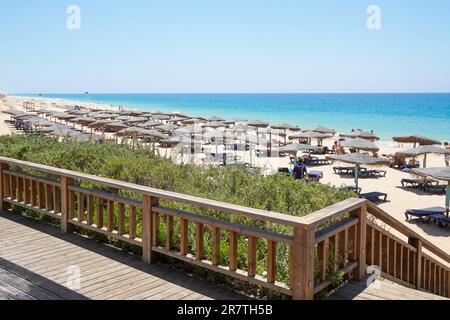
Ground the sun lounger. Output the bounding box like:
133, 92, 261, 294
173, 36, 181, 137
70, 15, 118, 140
308, 171, 323, 182
333, 166, 367, 175
341, 185, 362, 194
431, 214, 450, 228
405, 207, 447, 222
359, 192, 388, 203
305, 157, 330, 166
422, 183, 447, 194
360, 170, 387, 178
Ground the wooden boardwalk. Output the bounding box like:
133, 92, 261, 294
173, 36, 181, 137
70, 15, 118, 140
0, 211, 448, 300
0, 211, 247, 300
330, 279, 448, 300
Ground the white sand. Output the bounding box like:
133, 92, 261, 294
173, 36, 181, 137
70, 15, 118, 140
1, 95, 448, 256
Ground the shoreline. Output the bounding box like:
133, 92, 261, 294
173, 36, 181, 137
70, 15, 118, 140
9, 94, 450, 142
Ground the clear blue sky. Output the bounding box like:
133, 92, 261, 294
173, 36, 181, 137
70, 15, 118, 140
1, 0, 450, 93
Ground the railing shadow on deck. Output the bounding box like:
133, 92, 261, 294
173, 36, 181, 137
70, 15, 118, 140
0, 212, 247, 300
0, 255, 89, 300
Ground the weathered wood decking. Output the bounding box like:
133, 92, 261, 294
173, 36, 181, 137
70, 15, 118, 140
0, 211, 246, 300
330, 278, 448, 300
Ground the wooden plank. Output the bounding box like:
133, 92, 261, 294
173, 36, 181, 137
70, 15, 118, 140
180, 219, 189, 256
0, 163, 10, 210
86, 195, 94, 225
53, 185, 61, 214
317, 240, 327, 281
195, 223, 204, 261
247, 236, 256, 277
17, 176, 23, 203
107, 200, 114, 232
229, 231, 238, 272
211, 227, 220, 266
117, 202, 125, 235
350, 205, 367, 280
38, 182, 45, 209
291, 225, 315, 300
165, 215, 173, 250
129, 205, 137, 239
60, 176, 74, 233
96, 197, 103, 228
45, 184, 51, 211
77, 192, 84, 222
24, 178, 30, 206
267, 240, 276, 284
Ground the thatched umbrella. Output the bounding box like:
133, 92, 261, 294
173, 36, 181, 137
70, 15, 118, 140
277, 143, 323, 165
24, 117, 53, 127
412, 167, 450, 215
208, 116, 225, 122
124, 117, 147, 125
155, 123, 179, 133
393, 135, 441, 147
396, 146, 450, 168
168, 116, 189, 123
181, 118, 205, 125
152, 114, 172, 121
170, 112, 190, 118
305, 125, 336, 134
272, 123, 300, 144
202, 121, 228, 129
331, 154, 390, 190
248, 120, 269, 145
71, 117, 97, 125
341, 138, 380, 153
40, 124, 73, 133
139, 120, 160, 128
92, 113, 115, 120
341, 129, 379, 141
114, 115, 132, 121
289, 131, 333, 146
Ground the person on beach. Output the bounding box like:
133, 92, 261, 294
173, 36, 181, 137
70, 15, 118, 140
293, 159, 308, 181
445, 142, 450, 167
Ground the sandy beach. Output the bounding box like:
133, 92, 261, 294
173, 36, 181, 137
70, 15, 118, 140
0, 95, 448, 256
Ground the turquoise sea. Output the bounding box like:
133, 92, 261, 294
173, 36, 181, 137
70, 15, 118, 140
17, 93, 450, 141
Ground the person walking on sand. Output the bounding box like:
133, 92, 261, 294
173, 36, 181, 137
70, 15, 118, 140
445, 142, 450, 167
293, 159, 308, 181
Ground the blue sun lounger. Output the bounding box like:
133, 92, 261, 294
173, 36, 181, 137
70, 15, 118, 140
405, 207, 447, 222
359, 192, 388, 203
431, 214, 450, 228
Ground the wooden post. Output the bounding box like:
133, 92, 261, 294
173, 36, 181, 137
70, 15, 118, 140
350, 205, 367, 280
408, 238, 422, 290
142, 195, 159, 264
0, 163, 10, 210
60, 176, 74, 233
291, 224, 315, 300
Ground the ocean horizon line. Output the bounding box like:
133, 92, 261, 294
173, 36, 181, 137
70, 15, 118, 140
12, 92, 450, 95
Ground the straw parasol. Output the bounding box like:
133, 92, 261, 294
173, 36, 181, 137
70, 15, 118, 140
152, 114, 172, 121
412, 167, 450, 215
341, 138, 380, 153
341, 129, 379, 141
289, 131, 333, 146
155, 123, 179, 132
393, 135, 441, 147
396, 146, 450, 168
71, 117, 97, 125
208, 116, 225, 122
331, 153, 390, 190
181, 118, 205, 125
202, 121, 228, 129
124, 117, 147, 124
139, 120, 160, 128
305, 125, 336, 134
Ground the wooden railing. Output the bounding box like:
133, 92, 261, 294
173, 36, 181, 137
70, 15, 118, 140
0, 156, 449, 299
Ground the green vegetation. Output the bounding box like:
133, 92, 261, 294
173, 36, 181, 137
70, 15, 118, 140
0, 134, 353, 298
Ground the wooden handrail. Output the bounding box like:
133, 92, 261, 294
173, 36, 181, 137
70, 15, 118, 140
0, 155, 448, 299
0, 156, 303, 227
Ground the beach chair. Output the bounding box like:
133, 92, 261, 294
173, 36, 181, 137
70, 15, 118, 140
360, 170, 387, 178
405, 207, 447, 223
359, 192, 388, 203
341, 185, 362, 195
333, 166, 367, 175
422, 183, 447, 194
431, 214, 450, 228
308, 171, 323, 182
